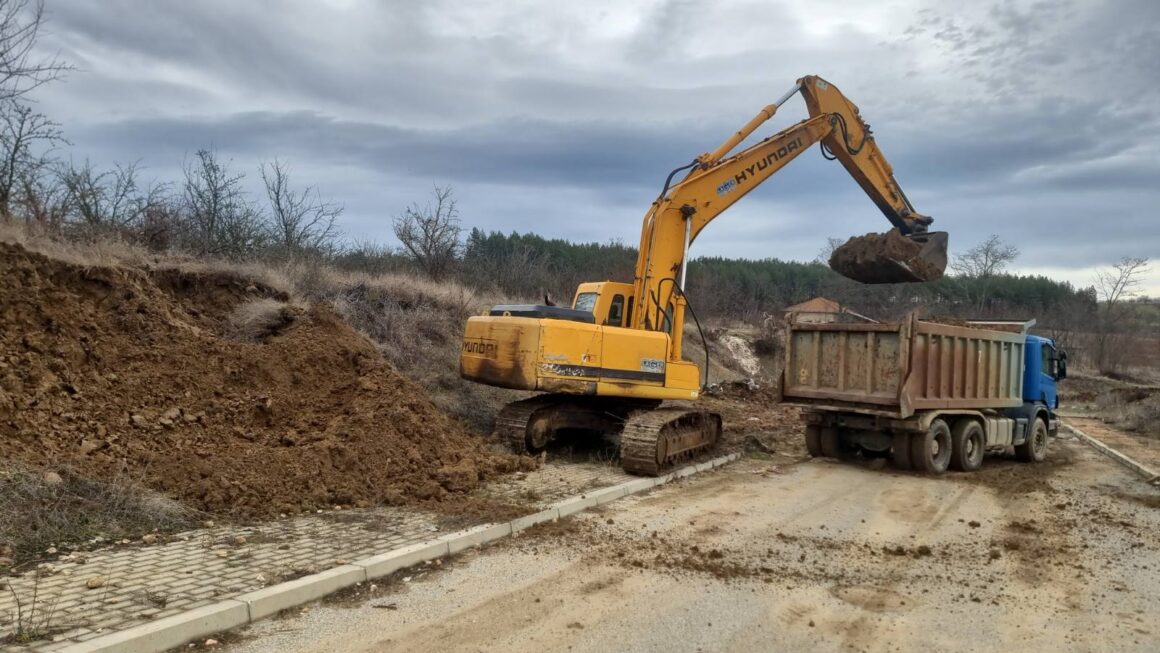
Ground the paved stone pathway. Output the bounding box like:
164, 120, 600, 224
0, 461, 633, 651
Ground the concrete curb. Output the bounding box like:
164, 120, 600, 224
1063, 422, 1160, 486
59, 452, 741, 653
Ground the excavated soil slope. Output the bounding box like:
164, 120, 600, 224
0, 242, 528, 518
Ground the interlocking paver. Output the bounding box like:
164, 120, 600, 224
0, 460, 633, 650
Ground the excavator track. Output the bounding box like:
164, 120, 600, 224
620, 407, 723, 476
492, 395, 561, 454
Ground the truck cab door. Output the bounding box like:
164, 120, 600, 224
1040, 344, 1059, 409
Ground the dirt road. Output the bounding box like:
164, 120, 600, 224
227, 439, 1160, 653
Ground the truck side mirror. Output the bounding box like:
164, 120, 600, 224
1057, 352, 1067, 380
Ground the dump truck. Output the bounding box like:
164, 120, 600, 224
780, 315, 1067, 473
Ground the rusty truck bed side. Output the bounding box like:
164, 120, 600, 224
782, 314, 1025, 418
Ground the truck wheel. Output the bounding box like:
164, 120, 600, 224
950, 420, 985, 471
892, 432, 912, 470
805, 425, 823, 457
1016, 418, 1048, 463
910, 419, 952, 474
820, 427, 855, 459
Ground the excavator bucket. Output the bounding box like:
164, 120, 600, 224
829, 229, 948, 284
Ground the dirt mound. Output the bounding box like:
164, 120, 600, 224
829, 229, 946, 284
0, 242, 529, 518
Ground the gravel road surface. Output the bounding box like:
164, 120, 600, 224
225, 438, 1160, 652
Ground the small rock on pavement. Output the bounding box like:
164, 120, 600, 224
142, 534, 159, 545
234, 535, 247, 546
204, 639, 219, 647
86, 576, 106, 589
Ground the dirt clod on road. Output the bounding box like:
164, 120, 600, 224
0, 242, 530, 518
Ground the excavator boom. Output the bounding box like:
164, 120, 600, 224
633, 75, 947, 353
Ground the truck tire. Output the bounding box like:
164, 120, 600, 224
950, 419, 985, 471
892, 432, 912, 470
910, 419, 952, 474
805, 425, 823, 458
820, 427, 855, 459
1016, 418, 1048, 463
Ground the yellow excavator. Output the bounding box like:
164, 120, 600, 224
459, 75, 948, 475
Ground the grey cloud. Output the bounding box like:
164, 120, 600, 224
22, 0, 1160, 284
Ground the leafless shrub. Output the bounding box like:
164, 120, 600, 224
0, 101, 65, 218
0, 461, 197, 566
2, 570, 58, 644
59, 159, 169, 236
0, 0, 70, 102
180, 148, 266, 258
1096, 389, 1160, 437
261, 158, 342, 259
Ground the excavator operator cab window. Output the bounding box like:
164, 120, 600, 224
607, 294, 625, 326
573, 292, 598, 314
625, 297, 634, 328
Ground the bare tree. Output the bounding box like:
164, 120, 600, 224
950, 234, 1019, 311
1093, 256, 1151, 373
60, 160, 168, 232
816, 236, 845, 264
0, 1, 70, 102
393, 185, 461, 278
181, 148, 266, 257
16, 166, 66, 227
260, 159, 342, 257
0, 101, 63, 218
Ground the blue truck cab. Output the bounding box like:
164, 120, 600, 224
1007, 334, 1068, 441
1023, 334, 1066, 410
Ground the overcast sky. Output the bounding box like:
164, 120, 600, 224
29, 0, 1160, 293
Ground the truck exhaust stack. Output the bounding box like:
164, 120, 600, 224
829, 229, 948, 284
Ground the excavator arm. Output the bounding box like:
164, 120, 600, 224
632, 75, 948, 348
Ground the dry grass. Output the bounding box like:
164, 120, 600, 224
0, 462, 197, 567
1096, 389, 1160, 437
226, 298, 303, 341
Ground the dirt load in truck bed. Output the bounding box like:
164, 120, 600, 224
0, 242, 529, 518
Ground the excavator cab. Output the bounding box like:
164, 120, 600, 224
572, 282, 636, 327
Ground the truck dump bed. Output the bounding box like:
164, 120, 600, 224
781, 315, 1026, 418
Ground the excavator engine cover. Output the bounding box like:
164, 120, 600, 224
829, 229, 948, 284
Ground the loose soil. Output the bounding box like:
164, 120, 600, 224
829, 229, 945, 284
0, 242, 531, 519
